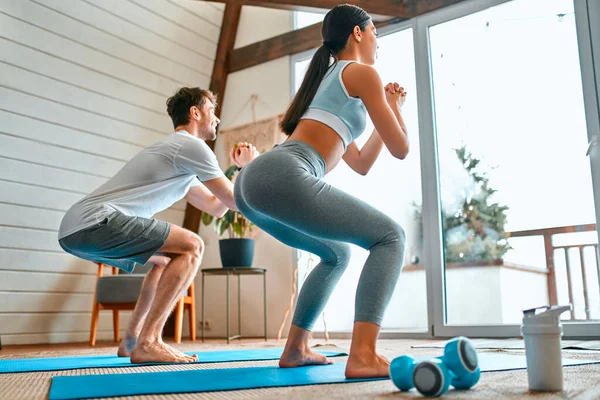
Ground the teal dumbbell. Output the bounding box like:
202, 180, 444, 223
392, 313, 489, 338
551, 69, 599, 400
390, 336, 480, 397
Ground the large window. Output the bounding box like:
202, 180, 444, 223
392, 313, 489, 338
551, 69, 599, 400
429, 0, 598, 325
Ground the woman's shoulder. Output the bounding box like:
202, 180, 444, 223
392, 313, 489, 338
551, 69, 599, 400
342, 62, 382, 97
343, 61, 377, 75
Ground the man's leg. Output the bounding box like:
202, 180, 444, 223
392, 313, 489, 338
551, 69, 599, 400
117, 256, 169, 357
130, 225, 203, 364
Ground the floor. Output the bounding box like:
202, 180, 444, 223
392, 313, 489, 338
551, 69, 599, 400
0, 338, 599, 399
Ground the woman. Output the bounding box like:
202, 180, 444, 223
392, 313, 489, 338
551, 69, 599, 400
233, 4, 409, 378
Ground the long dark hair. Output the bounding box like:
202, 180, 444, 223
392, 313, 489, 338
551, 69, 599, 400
280, 4, 371, 135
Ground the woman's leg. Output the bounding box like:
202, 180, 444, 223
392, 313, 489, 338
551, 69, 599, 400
236, 162, 406, 377
235, 200, 351, 367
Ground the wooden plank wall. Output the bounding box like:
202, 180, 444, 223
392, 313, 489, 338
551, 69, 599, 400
0, 0, 223, 345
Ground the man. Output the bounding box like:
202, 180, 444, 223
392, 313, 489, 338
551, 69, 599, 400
58, 87, 258, 363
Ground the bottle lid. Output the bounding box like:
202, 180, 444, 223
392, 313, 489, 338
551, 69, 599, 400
522, 304, 572, 326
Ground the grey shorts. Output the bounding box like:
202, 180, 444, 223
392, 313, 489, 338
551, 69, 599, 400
59, 210, 171, 273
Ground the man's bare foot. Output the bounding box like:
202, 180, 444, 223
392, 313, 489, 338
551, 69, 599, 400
345, 352, 390, 379
279, 346, 333, 368
130, 340, 198, 364
159, 340, 196, 361
117, 335, 137, 357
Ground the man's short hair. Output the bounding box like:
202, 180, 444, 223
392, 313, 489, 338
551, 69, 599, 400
166, 87, 216, 128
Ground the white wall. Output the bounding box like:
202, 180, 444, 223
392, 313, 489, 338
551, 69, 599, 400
0, 0, 222, 345
500, 268, 549, 324
197, 6, 296, 339
394, 267, 549, 328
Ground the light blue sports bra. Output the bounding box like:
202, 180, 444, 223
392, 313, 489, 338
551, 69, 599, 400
300, 60, 367, 150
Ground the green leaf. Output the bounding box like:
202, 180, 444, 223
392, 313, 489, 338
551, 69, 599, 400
224, 210, 235, 223
224, 165, 240, 180
219, 220, 228, 236
201, 212, 214, 226
232, 221, 243, 236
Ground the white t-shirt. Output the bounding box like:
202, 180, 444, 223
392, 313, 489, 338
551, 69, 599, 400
58, 131, 224, 239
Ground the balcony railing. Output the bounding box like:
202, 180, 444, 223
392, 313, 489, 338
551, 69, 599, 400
508, 224, 599, 320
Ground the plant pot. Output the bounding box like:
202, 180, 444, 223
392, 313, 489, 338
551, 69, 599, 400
219, 238, 255, 268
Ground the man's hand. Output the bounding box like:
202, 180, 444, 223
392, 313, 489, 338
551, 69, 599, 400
230, 142, 260, 168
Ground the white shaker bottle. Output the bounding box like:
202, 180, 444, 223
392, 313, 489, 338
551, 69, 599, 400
521, 304, 572, 391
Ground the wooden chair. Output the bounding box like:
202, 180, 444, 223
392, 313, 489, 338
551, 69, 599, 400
90, 263, 196, 346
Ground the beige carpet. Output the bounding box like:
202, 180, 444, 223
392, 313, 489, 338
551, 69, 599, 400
1, 339, 599, 399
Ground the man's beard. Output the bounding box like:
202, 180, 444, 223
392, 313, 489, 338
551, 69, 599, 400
199, 126, 217, 141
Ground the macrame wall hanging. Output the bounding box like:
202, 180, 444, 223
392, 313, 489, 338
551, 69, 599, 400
220, 94, 283, 159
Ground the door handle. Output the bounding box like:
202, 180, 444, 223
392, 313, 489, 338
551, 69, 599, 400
586, 134, 599, 156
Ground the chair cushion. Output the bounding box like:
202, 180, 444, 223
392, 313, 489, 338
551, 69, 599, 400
96, 274, 145, 304
125, 264, 153, 275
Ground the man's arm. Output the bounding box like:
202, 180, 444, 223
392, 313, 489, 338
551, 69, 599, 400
201, 145, 258, 212
185, 182, 228, 217
176, 140, 258, 213
202, 176, 238, 211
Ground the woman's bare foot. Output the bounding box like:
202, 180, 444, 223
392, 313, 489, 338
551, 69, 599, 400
117, 335, 137, 357
279, 325, 333, 368
345, 352, 390, 379
130, 340, 198, 364
279, 346, 333, 368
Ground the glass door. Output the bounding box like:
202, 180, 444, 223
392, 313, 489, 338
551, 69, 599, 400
416, 0, 600, 337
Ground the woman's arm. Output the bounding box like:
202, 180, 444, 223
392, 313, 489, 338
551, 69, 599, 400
343, 63, 409, 160
342, 129, 384, 175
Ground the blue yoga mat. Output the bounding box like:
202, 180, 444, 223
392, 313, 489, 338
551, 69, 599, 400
0, 348, 346, 374
49, 353, 600, 400
49, 362, 382, 400
476, 352, 598, 372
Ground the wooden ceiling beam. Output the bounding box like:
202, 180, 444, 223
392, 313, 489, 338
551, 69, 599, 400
205, 0, 467, 19
228, 18, 404, 73
229, 22, 320, 73
208, 4, 242, 122
182, 3, 241, 234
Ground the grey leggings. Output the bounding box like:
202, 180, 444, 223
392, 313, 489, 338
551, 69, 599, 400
234, 140, 406, 330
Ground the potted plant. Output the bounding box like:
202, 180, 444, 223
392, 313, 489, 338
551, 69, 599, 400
201, 164, 255, 267
413, 145, 511, 264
